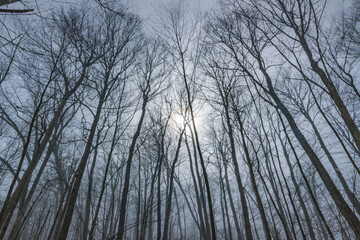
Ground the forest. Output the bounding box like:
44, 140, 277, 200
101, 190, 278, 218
0, 0, 359, 239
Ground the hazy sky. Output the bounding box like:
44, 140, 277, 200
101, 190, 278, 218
2, 0, 347, 21
131, 0, 217, 18
130, 0, 350, 20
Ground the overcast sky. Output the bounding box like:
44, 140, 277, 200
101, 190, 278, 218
2, 0, 349, 21
131, 0, 217, 19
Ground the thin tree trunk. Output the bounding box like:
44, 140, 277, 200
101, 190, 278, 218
223, 162, 243, 240
83, 131, 101, 239
180, 52, 217, 240
185, 132, 209, 240
305, 113, 360, 214
0, 72, 85, 239
116, 97, 148, 240
278, 113, 335, 240
57, 88, 106, 240
222, 103, 253, 240
162, 129, 184, 240
231, 103, 272, 240
276, 126, 317, 240
297, 33, 360, 153
256, 59, 360, 237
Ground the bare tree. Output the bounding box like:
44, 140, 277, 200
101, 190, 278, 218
0, 0, 359, 239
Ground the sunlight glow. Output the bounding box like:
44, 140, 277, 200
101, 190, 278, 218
172, 112, 187, 128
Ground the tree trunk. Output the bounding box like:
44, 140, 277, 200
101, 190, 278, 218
56, 90, 106, 240
162, 129, 184, 240
257, 60, 360, 238
116, 97, 148, 240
